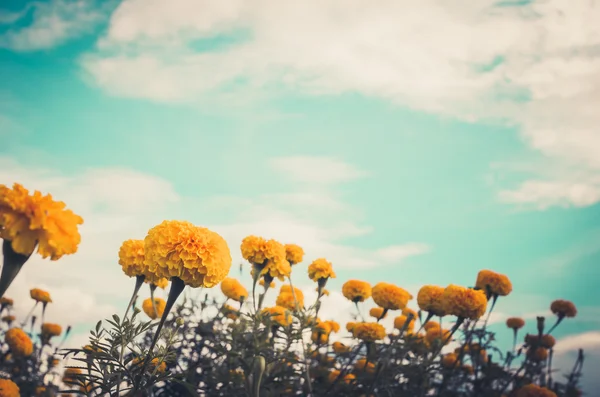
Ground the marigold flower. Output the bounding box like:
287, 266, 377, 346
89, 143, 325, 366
506, 317, 525, 330
277, 292, 303, 311
402, 307, 418, 318
417, 285, 447, 316
528, 347, 549, 361
319, 287, 330, 296
441, 353, 458, 369
311, 331, 329, 344
441, 284, 487, 319
30, 288, 52, 303
35, 386, 47, 396
41, 323, 62, 337
261, 306, 292, 327
541, 334, 556, 349
142, 297, 166, 319
308, 258, 336, 282
63, 367, 83, 385
327, 369, 341, 383
5, 328, 33, 357
372, 282, 411, 310
332, 341, 349, 353
144, 220, 232, 288
550, 299, 577, 318
314, 320, 332, 335
242, 236, 291, 280
1, 315, 15, 323
0, 379, 19, 397
327, 320, 340, 333
220, 278, 248, 302
342, 280, 372, 303
462, 364, 474, 375
83, 344, 101, 354
393, 315, 414, 331
369, 307, 386, 320
346, 322, 356, 332
425, 327, 451, 345
352, 322, 386, 342
515, 384, 558, 397
0, 297, 13, 306
280, 285, 304, 302
151, 278, 169, 289
475, 269, 513, 296
118, 239, 146, 278
259, 279, 275, 289
285, 244, 304, 265
423, 321, 440, 331
223, 304, 239, 320
354, 358, 376, 374
0, 183, 83, 259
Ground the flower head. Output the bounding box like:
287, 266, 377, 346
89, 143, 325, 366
417, 285, 447, 316
220, 278, 248, 302
332, 341, 349, 353
5, 328, 33, 357
261, 306, 292, 327
242, 236, 291, 280
30, 288, 52, 303
41, 323, 62, 338
1, 315, 15, 323
425, 327, 452, 346
0, 297, 13, 306
144, 220, 232, 288
514, 384, 557, 397
342, 280, 372, 303
63, 368, 83, 386
442, 284, 487, 320
259, 279, 275, 289
308, 258, 336, 282
352, 322, 386, 342
393, 315, 415, 331
150, 278, 169, 289
0, 379, 20, 397
354, 358, 376, 374
475, 270, 513, 297
285, 244, 304, 265
372, 282, 411, 310
506, 317, 525, 330
0, 183, 83, 259
142, 297, 166, 319
550, 299, 577, 318
276, 291, 303, 311
118, 239, 147, 278
369, 307, 386, 320
442, 353, 458, 369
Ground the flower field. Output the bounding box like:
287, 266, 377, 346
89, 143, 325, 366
0, 182, 585, 397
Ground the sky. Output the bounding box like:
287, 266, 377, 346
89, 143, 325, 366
1, 0, 599, 393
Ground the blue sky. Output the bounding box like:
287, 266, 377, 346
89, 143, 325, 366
1, 0, 599, 392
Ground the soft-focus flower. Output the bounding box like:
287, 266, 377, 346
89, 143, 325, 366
118, 239, 146, 278
475, 269, 513, 296
0, 379, 20, 397
318, 287, 330, 296
332, 341, 350, 353
259, 279, 276, 289
402, 307, 418, 318
285, 244, 304, 265
369, 307, 386, 320
346, 322, 356, 333
441, 284, 487, 319
220, 278, 248, 302
528, 347, 549, 361
327, 320, 340, 333
342, 280, 372, 303
144, 220, 232, 288
308, 258, 336, 282
352, 322, 386, 342
541, 334, 556, 349
30, 288, 52, 303
441, 353, 458, 369
515, 384, 558, 397
425, 327, 452, 345
261, 306, 292, 327
0, 297, 13, 306
550, 299, 577, 318
152, 278, 169, 289
372, 283, 411, 310
63, 368, 83, 386
241, 236, 291, 280
354, 358, 376, 374
462, 365, 474, 375
1, 315, 15, 323
5, 328, 33, 357
0, 183, 83, 259
223, 304, 239, 320
277, 292, 303, 311
142, 298, 166, 319
417, 285, 447, 316
41, 323, 62, 338
393, 315, 415, 331
423, 321, 440, 331
506, 317, 525, 330
280, 285, 304, 302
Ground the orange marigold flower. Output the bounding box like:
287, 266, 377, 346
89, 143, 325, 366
242, 236, 291, 280
41, 323, 62, 337
0, 379, 20, 397
528, 347, 549, 361
142, 298, 166, 319
425, 327, 452, 345
83, 344, 101, 354
277, 292, 303, 311
63, 367, 83, 385
1, 315, 15, 323
223, 304, 239, 320
346, 322, 356, 332
144, 220, 232, 288
131, 357, 167, 373
462, 364, 474, 375
541, 334, 556, 349
30, 288, 52, 303
525, 334, 539, 346
393, 315, 415, 331
506, 317, 525, 330
5, 328, 33, 357
354, 358, 376, 374
342, 280, 372, 303
285, 243, 304, 265
441, 284, 487, 320
372, 282, 411, 310
327, 320, 340, 333
332, 341, 349, 353
515, 384, 558, 397
369, 307, 386, 320
220, 277, 248, 302
0, 183, 83, 260
319, 287, 330, 296
280, 285, 304, 302
550, 299, 577, 318
442, 353, 458, 369
311, 331, 329, 344
423, 321, 440, 331
314, 320, 332, 335
352, 322, 386, 342
0, 297, 13, 306
402, 307, 418, 318
308, 258, 336, 282
327, 369, 341, 383
417, 285, 447, 316
261, 306, 292, 327
259, 279, 276, 289
150, 277, 169, 289
35, 386, 47, 396
475, 269, 513, 297
118, 239, 146, 278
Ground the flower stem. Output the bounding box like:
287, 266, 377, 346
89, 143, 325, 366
0, 240, 32, 298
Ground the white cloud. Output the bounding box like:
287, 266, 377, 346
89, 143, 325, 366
270, 156, 369, 185
0, 0, 111, 51
79, 0, 600, 209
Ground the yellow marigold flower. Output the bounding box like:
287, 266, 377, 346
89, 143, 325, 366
5, 328, 33, 357
35, 386, 47, 396
276, 292, 303, 311
318, 287, 330, 296
142, 297, 166, 319
0, 297, 13, 306
475, 269, 513, 296
332, 341, 349, 353
308, 258, 336, 282
528, 347, 549, 361
352, 322, 386, 342
314, 320, 332, 335
1, 315, 15, 323
327, 320, 340, 333
423, 321, 440, 331
402, 307, 418, 317
131, 357, 167, 373
354, 358, 376, 374
327, 369, 341, 384
441, 284, 487, 320
393, 315, 414, 331
83, 344, 101, 354
0, 183, 83, 259
346, 322, 356, 332
506, 317, 525, 330
259, 279, 275, 288
63, 367, 83, 385
372, 282, 411, 310
241, 235, 269, 264
30, 288, 52, 303
41, 323, 62, 337
311, 331, 329, 344
261, 306, 292, 327
285, 243, 304, 265
369, 307, 386, 320
441, 353, 458, 369
118, 239, 146, 278
417, 285, 447, 316
220, 277, 248, 302
144, 220, 232, 288
242, 236, 291, 280
0, 379, 20, 397
342, 280, 372, 303
514, 384, 557, 397
151, 277, 169, 289
541, 334, 556, 349
550, 299, 577, 318
280, 285, 304, 302
425, 327, 452, 345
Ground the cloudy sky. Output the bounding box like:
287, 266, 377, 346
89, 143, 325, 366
1, 0, 599, 393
